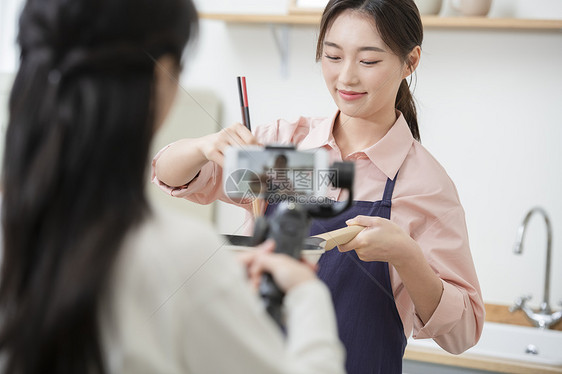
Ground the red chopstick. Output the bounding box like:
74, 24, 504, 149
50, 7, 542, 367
237, 76, 251, 131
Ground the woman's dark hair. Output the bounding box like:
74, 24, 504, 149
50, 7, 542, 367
316, 0, 423, 141
0, 0, 197, 372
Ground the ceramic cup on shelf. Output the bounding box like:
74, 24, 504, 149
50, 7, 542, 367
414, 0, 443, 15
450, 0, 492, 16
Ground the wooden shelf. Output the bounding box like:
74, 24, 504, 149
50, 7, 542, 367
200, 12, 321, 25
422, 16, 562, 30
200, 13, 562, 31
199, 12, 562, 77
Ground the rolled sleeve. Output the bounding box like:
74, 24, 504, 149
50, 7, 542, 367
150, 143, 227, 205
413, 280, 465, 339
408, 206, 485, 354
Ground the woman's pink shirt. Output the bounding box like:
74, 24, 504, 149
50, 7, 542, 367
151, 112, 485, 354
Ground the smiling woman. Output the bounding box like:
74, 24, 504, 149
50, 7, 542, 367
316, 0, 422, 142
152, 1, 484, 374
319, 10, 420, 152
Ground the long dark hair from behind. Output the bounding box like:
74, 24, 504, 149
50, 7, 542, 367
316, 0, 423, 141
0, 0, 197, 373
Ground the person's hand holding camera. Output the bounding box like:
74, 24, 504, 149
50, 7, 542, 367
236, 240, 317, 293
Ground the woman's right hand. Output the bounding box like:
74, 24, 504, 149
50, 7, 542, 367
154, 122, 258, 188
199, 122, 259, 167
238, 240, 317, 293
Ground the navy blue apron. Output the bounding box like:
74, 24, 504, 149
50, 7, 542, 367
265, 175, 406, 374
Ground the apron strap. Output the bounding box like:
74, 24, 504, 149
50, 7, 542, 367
382, 171, 399, 203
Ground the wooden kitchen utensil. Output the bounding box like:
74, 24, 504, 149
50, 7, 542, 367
311, 225, 365, 251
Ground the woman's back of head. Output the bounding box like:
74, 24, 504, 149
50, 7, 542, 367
0, 1, 197, 373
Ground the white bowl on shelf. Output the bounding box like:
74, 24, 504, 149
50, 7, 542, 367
450, 0, 492, 17
415, 0, 443, 15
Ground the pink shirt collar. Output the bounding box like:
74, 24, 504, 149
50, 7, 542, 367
299, 111, 414, 180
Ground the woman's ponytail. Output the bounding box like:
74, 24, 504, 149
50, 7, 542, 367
396, 78, 420, 142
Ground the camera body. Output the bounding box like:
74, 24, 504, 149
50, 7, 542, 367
223, 143, 355, 328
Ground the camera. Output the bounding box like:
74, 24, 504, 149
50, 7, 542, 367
223, 144, 355, 327
223, 144, 330, 203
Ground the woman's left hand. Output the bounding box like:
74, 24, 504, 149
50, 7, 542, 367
338, 215, 416, 265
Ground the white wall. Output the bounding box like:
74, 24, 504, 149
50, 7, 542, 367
0, 0, 22, 73
1, 0, 561, 308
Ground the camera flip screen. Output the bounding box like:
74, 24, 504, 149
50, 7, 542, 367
223, 146, 330, 202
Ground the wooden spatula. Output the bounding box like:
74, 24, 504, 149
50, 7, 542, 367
309, 225, 365, 251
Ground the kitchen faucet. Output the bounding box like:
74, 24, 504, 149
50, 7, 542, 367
509, 207, 562, 329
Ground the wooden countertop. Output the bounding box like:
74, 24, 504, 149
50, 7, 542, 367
485, 303, 562, 331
